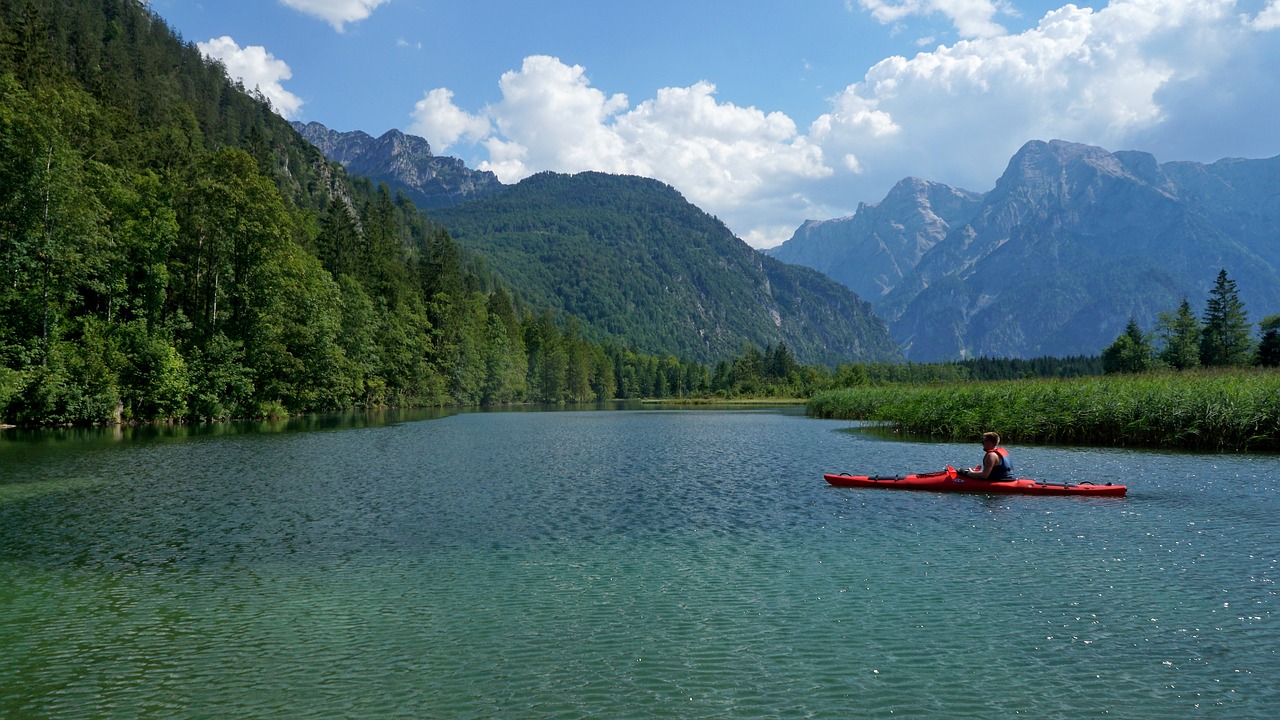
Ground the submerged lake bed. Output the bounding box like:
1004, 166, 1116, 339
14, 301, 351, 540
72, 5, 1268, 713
2, 408, 1277, 718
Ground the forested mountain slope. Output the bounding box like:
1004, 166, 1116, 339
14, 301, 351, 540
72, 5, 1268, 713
431, 172, 903, 366
0, 0, 749, 423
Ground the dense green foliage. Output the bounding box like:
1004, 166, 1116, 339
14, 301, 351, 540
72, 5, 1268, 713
1156, 298, 1202, 370
431, 171, 902, 366
1101, 318, 1155, 374
808, 370, 1280, 451
1259, 314, 1280, 368
1200, 269, 1255, 366
0, 0, 798, 424
827, 355, 1100, 387
816, 274, 1279, 451
1102, 269, 1269, 373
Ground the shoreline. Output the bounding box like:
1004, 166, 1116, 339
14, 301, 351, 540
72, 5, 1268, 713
807, 369, 1280, 452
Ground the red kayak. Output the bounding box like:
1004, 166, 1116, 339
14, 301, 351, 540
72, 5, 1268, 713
823, 467, 1126, 497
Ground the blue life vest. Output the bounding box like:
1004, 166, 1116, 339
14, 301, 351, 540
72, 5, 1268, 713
989, 447, 1013, 479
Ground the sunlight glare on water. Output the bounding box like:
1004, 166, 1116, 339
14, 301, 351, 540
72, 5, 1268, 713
2, 408, 1277, 718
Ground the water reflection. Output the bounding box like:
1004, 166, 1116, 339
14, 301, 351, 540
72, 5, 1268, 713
0, 407, 457, 446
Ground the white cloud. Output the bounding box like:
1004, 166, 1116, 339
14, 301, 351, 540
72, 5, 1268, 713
1254, 0, 1280, 29
858, 0, 1009, 38
418, 0, 1280, 248
612, 82, 830, 209
279, 0, 390, 32
452, 56, 831, 246
482, 56, 634, 180
197, 36, 303, 119
810, 0, 1260, 205
408, 89, 491, 152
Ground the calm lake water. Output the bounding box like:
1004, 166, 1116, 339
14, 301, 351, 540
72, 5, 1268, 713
2, 407, 1277, 719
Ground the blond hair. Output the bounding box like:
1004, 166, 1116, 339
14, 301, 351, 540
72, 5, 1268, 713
983, 431, 1001, 445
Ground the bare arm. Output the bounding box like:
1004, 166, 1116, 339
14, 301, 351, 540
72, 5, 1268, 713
967, 451, 999, 480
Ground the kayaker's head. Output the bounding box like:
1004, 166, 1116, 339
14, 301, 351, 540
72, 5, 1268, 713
982, 431, 1000, 449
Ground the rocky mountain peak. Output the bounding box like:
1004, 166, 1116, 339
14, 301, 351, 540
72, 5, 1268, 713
768, 176, 982, 301
290, 121, 503, 210
995, 139, 1137, 198
774, 139, 1280, 361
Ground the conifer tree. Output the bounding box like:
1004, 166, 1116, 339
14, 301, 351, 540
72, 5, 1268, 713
1200, 269, 1254, 367
315, 195, 362, 279
1157, 298, 1201, 370
1257, 314, 1280, 368
1102, 318, 1153, 374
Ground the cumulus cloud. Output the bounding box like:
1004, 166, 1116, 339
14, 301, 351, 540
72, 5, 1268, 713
857, 0, 1010, 38
197, 36, 303, 119
483, 56, 634, 179
1254, 0, 1280, 29
416, 0, 1280, 247
810, 0, 1271, 208
408, 89, 491, 152
611, 82, 830, 210
279, 0, 390, 32
411, 56, 831, 244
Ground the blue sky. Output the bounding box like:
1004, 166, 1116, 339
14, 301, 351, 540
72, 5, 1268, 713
151, 0, 1280, 247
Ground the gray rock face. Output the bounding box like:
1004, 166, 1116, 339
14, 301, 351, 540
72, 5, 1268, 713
769, 178, 982, 301
291, 121, 504, 210
772, 139, 1280, 361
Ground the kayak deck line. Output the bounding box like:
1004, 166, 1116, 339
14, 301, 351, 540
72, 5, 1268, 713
823, 469, 1127, 497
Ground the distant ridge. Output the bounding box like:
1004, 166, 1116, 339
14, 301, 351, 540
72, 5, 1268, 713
432, 171, 903, 366
769, 178, 982, 301
771, 140, 1280, 361
292, 121, 504, 209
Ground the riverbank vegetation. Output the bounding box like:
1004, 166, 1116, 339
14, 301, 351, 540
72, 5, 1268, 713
809, 369, 1280, 451
810, 271, 1280, 452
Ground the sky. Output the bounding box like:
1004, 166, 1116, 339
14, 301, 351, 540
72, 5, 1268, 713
150, 0, 1280, 248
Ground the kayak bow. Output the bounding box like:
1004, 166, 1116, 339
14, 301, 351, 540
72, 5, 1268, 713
823, 466, 1126, 496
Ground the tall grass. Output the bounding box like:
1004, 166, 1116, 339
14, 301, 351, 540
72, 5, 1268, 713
807, 369, 1280, 451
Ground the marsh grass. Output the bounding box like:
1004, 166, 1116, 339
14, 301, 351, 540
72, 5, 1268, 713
808, 369, 1280, 451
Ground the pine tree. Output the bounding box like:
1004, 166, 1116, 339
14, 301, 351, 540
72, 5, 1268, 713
315, 195, 362, 279
1101, 318, 1153, 374
1257, 314, 1280, 368
1157, 298, 1201, 370
1200, 269, 1254, 367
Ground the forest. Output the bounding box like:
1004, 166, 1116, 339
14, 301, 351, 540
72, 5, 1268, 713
0, 0, 756, 425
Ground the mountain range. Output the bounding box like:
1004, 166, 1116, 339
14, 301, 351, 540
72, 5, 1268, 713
772, 140, 1280, 360
295, 119, 1280, 364
291, 121, 504, 209
770, 179, 984, 303
293, 121, 901, 366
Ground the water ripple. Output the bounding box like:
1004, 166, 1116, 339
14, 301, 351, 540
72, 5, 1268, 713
2, 410, 1278, 718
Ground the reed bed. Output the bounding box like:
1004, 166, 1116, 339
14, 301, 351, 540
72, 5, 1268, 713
807, 369, 1280, 451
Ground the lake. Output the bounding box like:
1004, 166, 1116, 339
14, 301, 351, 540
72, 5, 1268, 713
2, 407, 1277, 718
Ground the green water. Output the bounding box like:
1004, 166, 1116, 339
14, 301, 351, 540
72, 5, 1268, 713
2, 408, 1277, 718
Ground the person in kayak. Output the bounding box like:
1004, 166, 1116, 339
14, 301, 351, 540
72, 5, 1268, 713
956, 432, 1013, 480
